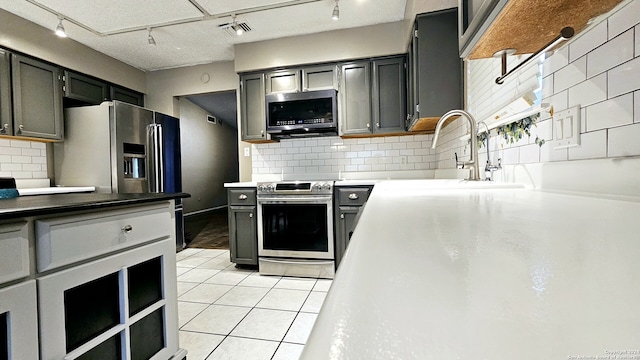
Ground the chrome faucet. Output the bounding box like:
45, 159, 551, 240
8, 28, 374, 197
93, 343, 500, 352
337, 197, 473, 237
431, 110, 480, 181
478, 121, 502, 181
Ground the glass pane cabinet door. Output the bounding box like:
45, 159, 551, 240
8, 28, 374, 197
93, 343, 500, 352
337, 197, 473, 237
130, 308, 165, 360
76, 334, 122, 360
0, 312, 7, 360
64, 272, 120, 352
128, 257, 163, 317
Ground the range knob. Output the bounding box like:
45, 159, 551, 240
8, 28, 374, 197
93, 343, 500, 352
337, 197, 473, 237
312, 183, 322, 192
321, 183, 331, 191
258, 184, 266, 192
266, 183, 275, 192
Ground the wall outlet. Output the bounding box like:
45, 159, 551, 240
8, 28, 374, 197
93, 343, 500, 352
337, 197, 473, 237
399, 155, 407, 165
244, 147, 250, 157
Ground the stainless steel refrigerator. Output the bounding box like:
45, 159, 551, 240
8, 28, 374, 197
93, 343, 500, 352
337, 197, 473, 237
53, 101, 185, 250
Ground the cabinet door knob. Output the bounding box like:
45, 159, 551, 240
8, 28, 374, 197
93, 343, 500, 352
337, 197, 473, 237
249, 213, 253, 218
238, 194, 248, 200
348, 193, 359, 200
122, 225, 133, 233
340, 213, 345, 219
0, 123, 7, 133
366, 123, 370, 128
376, 122, 380, 128
17, 124, 24, 134
261, 130, 264, 137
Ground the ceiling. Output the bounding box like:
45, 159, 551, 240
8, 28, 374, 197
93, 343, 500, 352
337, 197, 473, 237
0, 0, 409, 72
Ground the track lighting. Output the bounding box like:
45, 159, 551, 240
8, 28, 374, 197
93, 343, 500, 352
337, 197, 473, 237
55, 16, 67, 37
332, 0, 339, 20
147, 28, 156, 45
232, 15, 243, 36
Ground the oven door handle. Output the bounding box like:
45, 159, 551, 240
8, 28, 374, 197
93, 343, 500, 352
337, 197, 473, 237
259, 258, 334, 266
257, 196, 333, 203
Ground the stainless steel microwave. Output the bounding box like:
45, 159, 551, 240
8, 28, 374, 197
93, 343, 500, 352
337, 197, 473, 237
265, 89, 337, 138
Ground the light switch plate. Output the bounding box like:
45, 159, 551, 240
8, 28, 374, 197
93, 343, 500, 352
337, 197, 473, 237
244, 147, 250, 157
551, 105, 580, 149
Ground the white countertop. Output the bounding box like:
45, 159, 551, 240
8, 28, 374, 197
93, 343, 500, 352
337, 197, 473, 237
224, 182, 257, 188
18, 186, 96, 196
302, 180, 640, 359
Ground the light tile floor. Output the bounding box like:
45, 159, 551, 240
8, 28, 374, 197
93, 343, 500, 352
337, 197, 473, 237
176, 248, 331, 360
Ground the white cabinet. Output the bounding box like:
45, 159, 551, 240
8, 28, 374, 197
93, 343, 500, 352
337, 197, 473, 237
0, 221, 29, 284
0, 280, 39, 360
35, 204, 171, 272
38, 239, 179, 360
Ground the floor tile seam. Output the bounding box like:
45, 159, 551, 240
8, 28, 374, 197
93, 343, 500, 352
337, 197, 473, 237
281, 311, 308, 345
179, 281, 236, 304
252, 305, 301, 313
224, 333, 283, 344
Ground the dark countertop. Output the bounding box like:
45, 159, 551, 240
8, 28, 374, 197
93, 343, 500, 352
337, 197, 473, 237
0, 192, 190, 220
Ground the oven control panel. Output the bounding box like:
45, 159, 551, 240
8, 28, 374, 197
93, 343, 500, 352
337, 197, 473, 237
257, 181, 333, 195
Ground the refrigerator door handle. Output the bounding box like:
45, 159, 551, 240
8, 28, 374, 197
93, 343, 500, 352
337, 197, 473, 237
157, 123, 165, 193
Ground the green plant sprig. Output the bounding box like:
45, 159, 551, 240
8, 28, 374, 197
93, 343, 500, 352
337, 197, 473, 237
477, 112, 545, 148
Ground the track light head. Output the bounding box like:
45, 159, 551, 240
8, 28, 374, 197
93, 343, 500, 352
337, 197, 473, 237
147, 28, 156, 45
332, 0, 339, 20
55, 17, 67, 37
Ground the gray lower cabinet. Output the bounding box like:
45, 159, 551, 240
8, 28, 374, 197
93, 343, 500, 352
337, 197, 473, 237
11, 54, 63, 140
240, 73, 268, 142
0, 49, 11, 137
228, 188, 258, 266
334, 186, 372, 268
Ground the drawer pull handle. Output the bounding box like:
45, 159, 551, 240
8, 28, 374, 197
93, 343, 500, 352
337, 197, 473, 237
348, 193, 359, 200
239, 194, 248, 200
122, 225, 133, 233
249, 213, 253, 218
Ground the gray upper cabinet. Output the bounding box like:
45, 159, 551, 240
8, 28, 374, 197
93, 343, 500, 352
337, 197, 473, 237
410, 9, 462, 124
63, 70, 109, 105
0, 49, 11, 137
266, 69, 300, 94
372, 57, 406, 134
110, 85, 144, 107
340, 57, 406, 136
11, 54, 63, 140
240, 73, 268, 141
339, 61, 371, 135
302, 65, 338, 91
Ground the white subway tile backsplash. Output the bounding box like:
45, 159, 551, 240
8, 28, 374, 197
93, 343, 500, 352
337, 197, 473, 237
539, 144, 568, 162
608, 122, 640, 156
635, 91, 640, 123
587, 29, 634, 78
608, 0, 640, 39
568, 73, 607, 108
568, 130, 607, 160
545, 90, 569, 113
636, 25, 640, 58
10, 140, 30, 148
542, 75, 554, 98
586, 93, 633, 131
554, 56, 587, 93
519, 144, 540, 164
608, 56, 640, 98
0, 139, 49, 179
569, 20, 608, 62
542, 46, 569, 75
252, 134, 435, 178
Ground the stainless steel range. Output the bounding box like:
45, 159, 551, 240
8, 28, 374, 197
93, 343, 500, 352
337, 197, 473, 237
256, 181, 335, 279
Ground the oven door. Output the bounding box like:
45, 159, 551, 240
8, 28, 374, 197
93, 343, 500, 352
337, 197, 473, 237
257, 195, 334, 260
